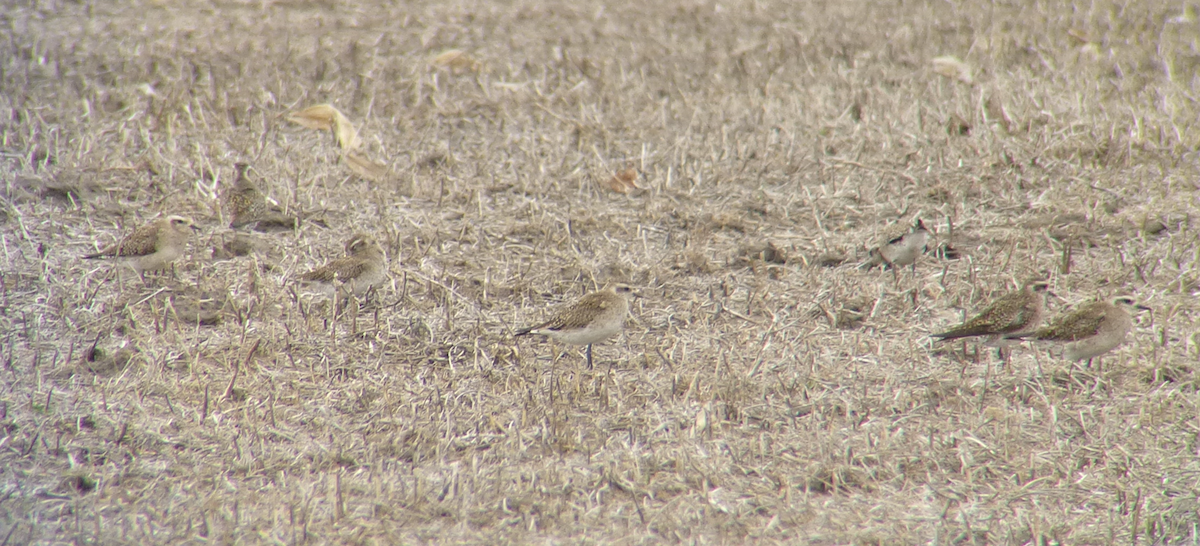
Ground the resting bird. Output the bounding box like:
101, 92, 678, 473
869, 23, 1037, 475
1019, 296, 1150, 367
297, 233, 387, 298
83, 215, 198, 281
222, 163, 297, 231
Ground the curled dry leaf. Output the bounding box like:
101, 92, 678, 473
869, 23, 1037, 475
287, 104, 361, 151
431, 49, 481, 72
287, 104, 338, 131
931, 55, 973, 84
603, 167, 640, 194
332, 110, 361, 151
343, 150, 389, 181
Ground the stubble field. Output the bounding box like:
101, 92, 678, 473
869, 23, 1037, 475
3, 0, 1200, 543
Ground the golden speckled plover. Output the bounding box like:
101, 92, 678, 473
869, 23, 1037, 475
515, 283, 634, 369
222, 163, 297, 231
83, 215, 198, 280
297, 233, 387, 298
1021, 296, 1150, 367
932, 277, 1051, 362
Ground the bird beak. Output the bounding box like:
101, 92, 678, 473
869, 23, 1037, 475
1136, 304, 1152, 311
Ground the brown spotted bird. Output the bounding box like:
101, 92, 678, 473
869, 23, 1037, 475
297, 233, 387, 297
932, 277, 1051, 347
515, 283, 634, 368
1022, 296, 1150, 366
222, 163, 297, 231
83, 215, 198, 278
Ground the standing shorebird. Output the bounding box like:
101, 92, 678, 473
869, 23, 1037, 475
931, 277, 1051, 360
863, 218, 931, 281
514, 283, 634, 369
82, 215, 198, 281
1021, 296, 1150, 367
297, 233, 387, 298
222, 163, 297, 231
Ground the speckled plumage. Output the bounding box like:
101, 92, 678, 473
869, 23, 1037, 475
515, 284, 634, 367
932, 277, 1050, 342
1026, 296, 1148, 362
298, 233, 386, 296
222, 163, 296, 230
82, 215, 197, 275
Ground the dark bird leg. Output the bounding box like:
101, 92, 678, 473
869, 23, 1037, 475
586, 344, 594, 369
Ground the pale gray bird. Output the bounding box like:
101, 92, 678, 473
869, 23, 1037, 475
515, 284, 634, 368
863, 218, 931, 280
1022, 296, 1150, 366
83, 215, 198, 279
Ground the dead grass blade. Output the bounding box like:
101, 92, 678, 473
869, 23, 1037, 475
431, 49, 481, 72
984, 94, 1015, 133
286, 104, 339, 131
932, 55, 974, 84
343, 150, 389, 181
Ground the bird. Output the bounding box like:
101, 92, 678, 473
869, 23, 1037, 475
863, 218, 931, 280
514, 283, 634, 369
82, 215, 198, 280
1020, 296, 1150, 367
931, 277, 1052, 358
297, 233, 387, 298
222, 163, 297, 231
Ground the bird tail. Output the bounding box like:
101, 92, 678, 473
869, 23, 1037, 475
859, 249, 886, 270
930, 331, 966, 341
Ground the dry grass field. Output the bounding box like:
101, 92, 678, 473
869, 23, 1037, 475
3, 0, 1200, 543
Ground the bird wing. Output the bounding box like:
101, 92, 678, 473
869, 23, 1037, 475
517, 292, 610, 333
1034, 308, 1106, 341
85, 224, 159, 258
300, 256, 369, 284
933, 293, 1028, 339
226, 189, 268, 228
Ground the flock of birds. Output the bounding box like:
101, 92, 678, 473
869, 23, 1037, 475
78, 164, 1150, 370
869, 218, 1151, 368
